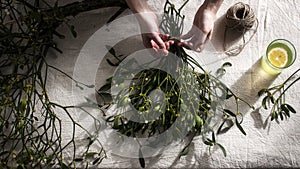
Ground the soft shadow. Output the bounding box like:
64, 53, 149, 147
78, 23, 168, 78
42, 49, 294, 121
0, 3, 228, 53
211, 14, 258, 55
95, 34, 144, 95
229, 58, 278, 128
211, 14, 244, 52
250, 108, 266, 129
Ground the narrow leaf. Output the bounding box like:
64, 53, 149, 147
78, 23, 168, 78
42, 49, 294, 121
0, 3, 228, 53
212, 132, 216, 143
98, 83, 111, 92
285, 104, 296, 114
69, 25, 77, 38
281, 104, 289, 114
279, 111, 284, 121
217, 120, 226, 135
92, 157, 101, 165
235, 118, 246, 135
216, 143, 227, 157
271, 111, 277, 121
224, 109, 236, 117
203, 140, 214, 146
74, 158, 83, 162
222, 62, 232, 67
106, 59, 118, 66
85, 152, 98, 158
179, 146, 190, 158
106, 7, 126, 24
258, 89, 266, 96
226, 93, 233, 99
262, 96, 268, 110
139, 148, 145, 168
270, 96, 275, 104
105, 45, 116, 56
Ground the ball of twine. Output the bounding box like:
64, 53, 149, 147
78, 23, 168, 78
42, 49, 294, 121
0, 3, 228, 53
223, 2, 258, 56
225, 2, 256, 32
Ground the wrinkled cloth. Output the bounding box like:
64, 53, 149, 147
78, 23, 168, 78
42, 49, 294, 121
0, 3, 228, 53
47, 0, 300, 168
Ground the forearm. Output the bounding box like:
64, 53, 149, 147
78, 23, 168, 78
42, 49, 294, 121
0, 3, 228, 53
125, 0, 151, 13
202, 0, 224, 13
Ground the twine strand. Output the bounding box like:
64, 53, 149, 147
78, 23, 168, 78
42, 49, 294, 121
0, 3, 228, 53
223, 2, 258, 56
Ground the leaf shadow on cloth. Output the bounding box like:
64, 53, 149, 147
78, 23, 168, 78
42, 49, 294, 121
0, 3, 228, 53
228, 59, 277, 129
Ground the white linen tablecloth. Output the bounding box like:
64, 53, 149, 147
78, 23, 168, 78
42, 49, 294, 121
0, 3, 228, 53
47, 0, 300, 168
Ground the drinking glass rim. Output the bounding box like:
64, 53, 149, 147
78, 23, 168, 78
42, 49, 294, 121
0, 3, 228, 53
265, 39, 297, 69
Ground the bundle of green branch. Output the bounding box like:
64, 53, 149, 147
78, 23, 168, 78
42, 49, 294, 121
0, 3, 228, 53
258, 68, 299, 121
98, 0, 254, 161
0, 0, 129, 168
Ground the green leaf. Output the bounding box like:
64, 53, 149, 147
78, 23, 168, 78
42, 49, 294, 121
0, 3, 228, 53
222, 62, 232, 67
262, 96, 268, 110
216, 143, 227, 157
107, 7, 126, 24
279, 111, 284, 121
224, 109, 236, 117
179, 146, 190, 158
258, 89, 266, 96
85, 152, 98, 158
53, 30, 65, 39
270, 96, 275, 104
217, 120, 226, 135
93, 157, 101, 165
60, 162, 70, 169
106, 59, 118, 66
285, 110, 290, 117
74, 158, 83, 162
226, 93, 233, 99
212, 131, 216, 143
98, 83, 111, 92
106, 116, 115, 122
106, 77, 113, 83
113, 116, 119, 129
203, 140, 214, 146
235, 118, 246, 135
195, 115, 202, 129
271, 111, 277, 121
281, 104, 289, 114
139, 148, 145, 168
68, 25, 77, 38
106, 45, 116, 56
285, 104, 296, 114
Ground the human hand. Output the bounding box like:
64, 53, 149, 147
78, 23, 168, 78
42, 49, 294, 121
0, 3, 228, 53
125, 0, 174, 56
136, 12, 173, 56
179, 6, 216, 52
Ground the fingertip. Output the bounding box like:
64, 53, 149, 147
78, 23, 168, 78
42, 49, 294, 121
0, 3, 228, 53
150, 40, 159, 49
163, 49, 169, 56
161, 34, 169, 41
177, 41, 191, 50
165, 41, 170, 51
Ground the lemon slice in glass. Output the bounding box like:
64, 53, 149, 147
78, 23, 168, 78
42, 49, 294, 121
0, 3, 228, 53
267, 47, 288, 68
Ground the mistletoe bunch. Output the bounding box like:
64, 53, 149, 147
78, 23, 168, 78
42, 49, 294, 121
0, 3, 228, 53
97, 1, 254, 164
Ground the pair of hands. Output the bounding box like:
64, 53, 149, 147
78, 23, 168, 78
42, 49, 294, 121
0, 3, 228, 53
137, 6, 216, 55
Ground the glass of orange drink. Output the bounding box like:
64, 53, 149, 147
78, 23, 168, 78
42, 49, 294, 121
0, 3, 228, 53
261, 39, 296, 75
